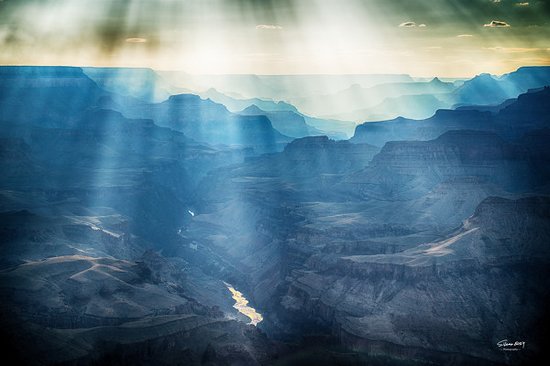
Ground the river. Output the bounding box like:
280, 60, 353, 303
224, 282, 263, 326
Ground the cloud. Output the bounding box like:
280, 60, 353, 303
125, 37, 147, 43
398, 22, 426, 28
457, 34, 474, 38
399, 22, 417, 27
515, 2, 529, 6
487, 47, 540, 53
256, 24, 283, 30
484, 20, 511, 27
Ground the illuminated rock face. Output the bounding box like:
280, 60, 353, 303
226, 283, 263, 326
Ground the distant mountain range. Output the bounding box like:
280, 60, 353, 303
332, 93, 450, 122
80, 65, 550, 136
200, 88, 299, 113
278, 66, 550, 123
292, 77, 454, 119
352, 86, 550, 146
0, 66, 292, 153
120, 94, 291, 152
157, 72, 415, 101
200, 88, 356, 139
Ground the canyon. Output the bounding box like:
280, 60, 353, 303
1, 66, 549, 365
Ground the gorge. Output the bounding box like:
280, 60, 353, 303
0, 65, 549, 365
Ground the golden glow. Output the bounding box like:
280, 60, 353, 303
0, 0, 549, 77
225, 283, 263, 326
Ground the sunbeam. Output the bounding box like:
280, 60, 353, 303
1, 0, 548, 76
1, 1, 550, 365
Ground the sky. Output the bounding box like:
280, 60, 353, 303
0, 0, 549, 77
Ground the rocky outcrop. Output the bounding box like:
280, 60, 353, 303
122, 94, 291, 152
277, 197, 550, 364
344, 130, 538, 200
240, 105, 324, 138
1, 312, 280, 366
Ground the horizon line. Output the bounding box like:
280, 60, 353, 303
1, 63, 549, 79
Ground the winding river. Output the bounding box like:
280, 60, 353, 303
225, 282, 263, 326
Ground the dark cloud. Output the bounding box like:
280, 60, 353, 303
484, 20, 511, 27
369, 0, 549, 29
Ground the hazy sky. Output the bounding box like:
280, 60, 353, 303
1, 0, 549, 77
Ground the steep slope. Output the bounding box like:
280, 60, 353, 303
196, 136, 380, 202
203, 88, 355, 139
0, 66, 290, 154
0, 253, 280, 365
239, 105, 324, 138
167, 119, 550, 366
352, 109, 493, 147
279, 196, 550, 364
201, 88, 299, 113
502, 66, 550, 91
453, 73, 517, 106
122, 94, 291, 152
0, 108, 252, 248
345, 130, 535, 200
0, 66, 284, 365
453, 66, 550, 106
